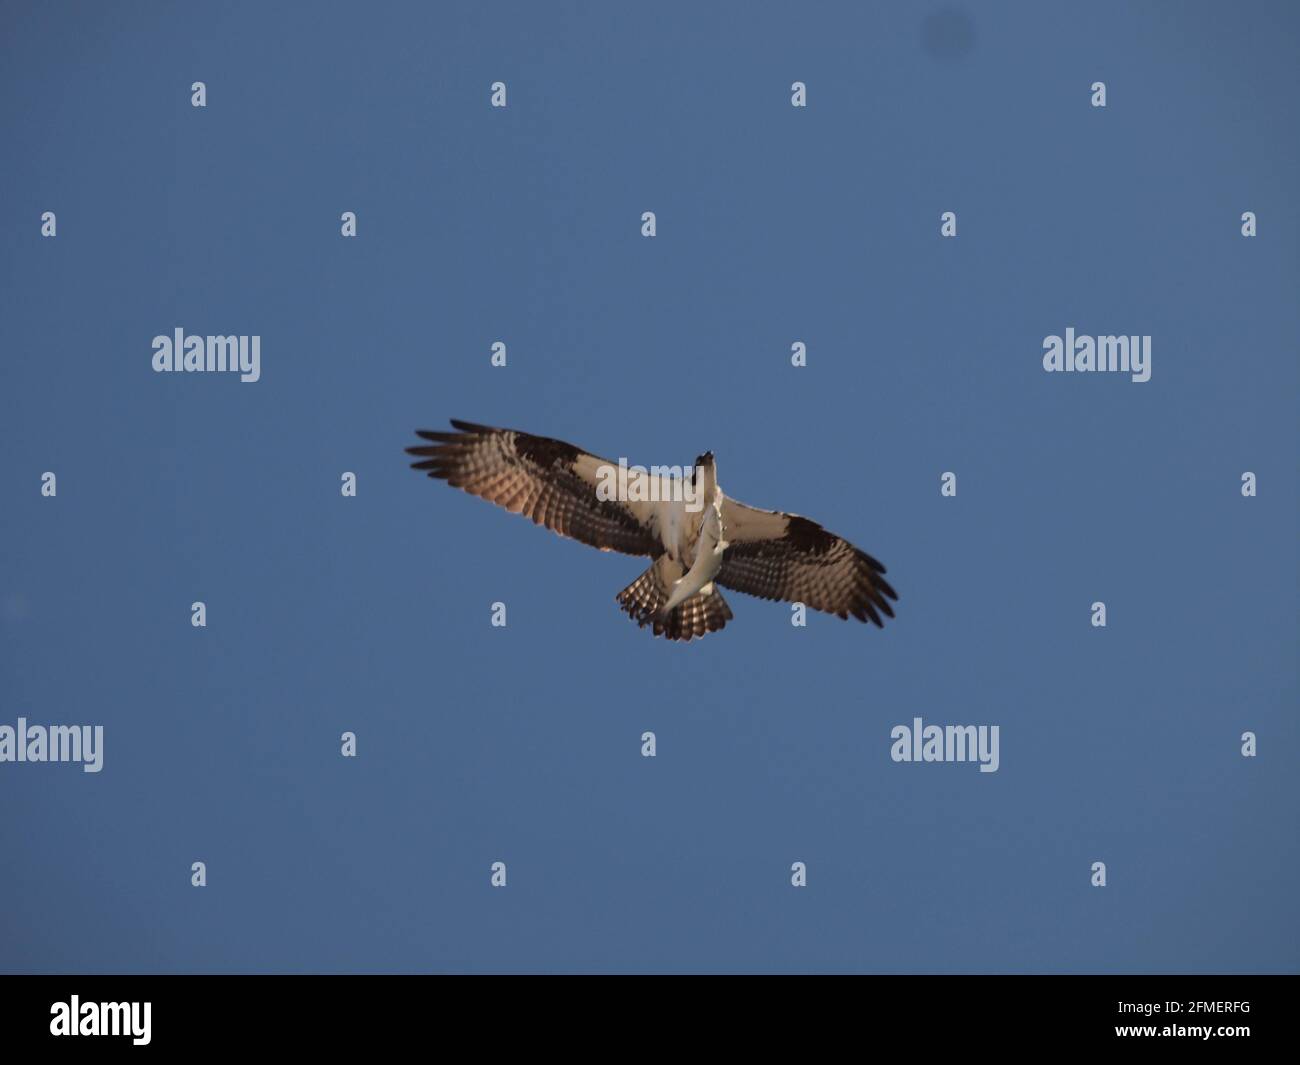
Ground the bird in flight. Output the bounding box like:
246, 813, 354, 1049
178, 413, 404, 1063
406, 420, 897, 642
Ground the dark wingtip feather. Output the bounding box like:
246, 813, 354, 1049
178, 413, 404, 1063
449, 418, 494, 433
857, 549, 887, 575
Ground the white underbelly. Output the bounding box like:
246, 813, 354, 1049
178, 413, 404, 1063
658, 500, 690, 560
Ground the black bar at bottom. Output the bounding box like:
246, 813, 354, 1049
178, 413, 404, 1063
0, 974, 1289, 1051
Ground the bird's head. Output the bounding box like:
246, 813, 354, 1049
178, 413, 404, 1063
689, 451, 719, 509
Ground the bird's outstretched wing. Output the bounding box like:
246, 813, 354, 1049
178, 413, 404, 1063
407, 420, 663, 557
717, 499, 897, 626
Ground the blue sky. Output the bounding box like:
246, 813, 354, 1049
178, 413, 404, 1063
0, 0, 1296, 972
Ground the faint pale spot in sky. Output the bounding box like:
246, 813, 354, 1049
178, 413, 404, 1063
2, 594, 29, 624
921, 8, 976, 61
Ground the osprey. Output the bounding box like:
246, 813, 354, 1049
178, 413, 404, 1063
406, 420, 897, 642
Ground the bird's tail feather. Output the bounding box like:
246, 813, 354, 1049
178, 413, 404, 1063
616, 559, 732, 642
